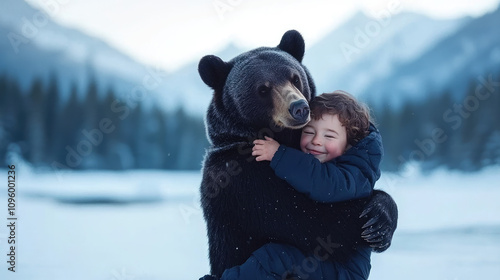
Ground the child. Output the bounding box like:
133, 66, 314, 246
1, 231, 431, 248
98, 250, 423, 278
253, 90, 378, 203
201, 90, 382, 280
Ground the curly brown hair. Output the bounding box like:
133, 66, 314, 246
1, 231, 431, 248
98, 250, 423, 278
309, 90, 371, 145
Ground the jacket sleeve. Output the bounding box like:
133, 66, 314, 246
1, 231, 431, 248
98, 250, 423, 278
269, 124, 382, 203
270, 146, 372, 203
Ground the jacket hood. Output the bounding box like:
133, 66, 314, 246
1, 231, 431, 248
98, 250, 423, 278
336, 123, 383, 187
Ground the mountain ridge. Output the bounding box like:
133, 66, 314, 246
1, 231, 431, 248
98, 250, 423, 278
1, 0, 499, 115
360, 4, 500, 108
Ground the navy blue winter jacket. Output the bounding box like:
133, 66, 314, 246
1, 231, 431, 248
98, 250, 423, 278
215, 243, 372, 280
270, 124, 383, 203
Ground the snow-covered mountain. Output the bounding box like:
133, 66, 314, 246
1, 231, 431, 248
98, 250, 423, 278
0, 0, 150, 94
358, 5, 500, 108
168, 8, 499, 113
2, 0, 499, 116
0, 0, 243, 115
303, 11, 470, 98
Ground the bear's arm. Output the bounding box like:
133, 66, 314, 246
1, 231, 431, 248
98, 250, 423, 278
359, 189, 398, 252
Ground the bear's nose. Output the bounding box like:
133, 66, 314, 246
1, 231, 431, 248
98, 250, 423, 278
289, 100, 310, 123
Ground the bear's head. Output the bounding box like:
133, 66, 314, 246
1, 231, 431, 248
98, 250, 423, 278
199, 30, 316, 146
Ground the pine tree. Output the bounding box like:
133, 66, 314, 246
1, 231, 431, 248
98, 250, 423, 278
163, 108, 181, 169
83, 78, 99, 130
0, 75, 7, 120
26, 78, 46, 165
432, 90, 455, 169
376, 107, 401, 171
99, 88, 120, 168
128, 104, 143, 168
482, 130, 500, 166
56, 83, 83, 169
43, 74, 60, 162
152, 106, 168, 169
0, 75, 9, 161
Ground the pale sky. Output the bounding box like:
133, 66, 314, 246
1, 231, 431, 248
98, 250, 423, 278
26, 0, 500, 72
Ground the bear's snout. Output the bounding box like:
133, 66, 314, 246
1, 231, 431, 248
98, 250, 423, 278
289, 100, 310, 124
272, 84, 310, 129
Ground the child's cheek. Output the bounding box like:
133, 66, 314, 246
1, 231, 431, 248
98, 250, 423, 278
299, 135, 309, 153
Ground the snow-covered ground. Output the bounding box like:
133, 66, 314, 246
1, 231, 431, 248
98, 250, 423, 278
1, 166, 499, 280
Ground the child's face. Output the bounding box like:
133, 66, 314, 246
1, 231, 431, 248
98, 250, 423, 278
300, 114, 347, 163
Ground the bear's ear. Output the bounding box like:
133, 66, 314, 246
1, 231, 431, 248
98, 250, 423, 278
278, 30, 305, 63
198, 55, 231, 92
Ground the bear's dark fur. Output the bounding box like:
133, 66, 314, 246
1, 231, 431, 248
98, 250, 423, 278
199, 30, 397, 276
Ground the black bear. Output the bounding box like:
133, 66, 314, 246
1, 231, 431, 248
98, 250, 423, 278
198, 30, 398, 277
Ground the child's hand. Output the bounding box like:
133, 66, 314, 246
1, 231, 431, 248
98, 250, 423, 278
252, 136, 279, 161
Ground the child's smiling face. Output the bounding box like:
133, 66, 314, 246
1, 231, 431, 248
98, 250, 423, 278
300, 114, 348, 163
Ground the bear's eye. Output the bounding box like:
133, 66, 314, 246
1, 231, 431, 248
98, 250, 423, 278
292, 76, 301, 87
258, 85, 271, 96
